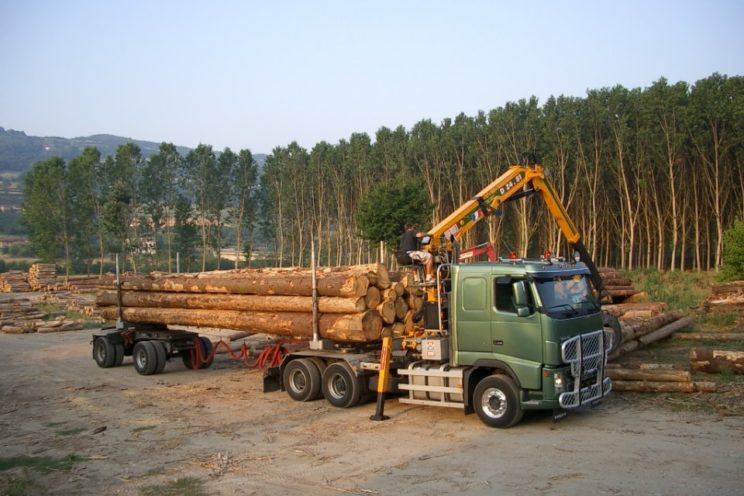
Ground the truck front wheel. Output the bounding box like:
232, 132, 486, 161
473, 375, 524, 428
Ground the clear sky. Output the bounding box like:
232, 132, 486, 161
1, 0, 743, 154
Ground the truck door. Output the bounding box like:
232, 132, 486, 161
490, 276, 543, 390
454, 274, 491, 354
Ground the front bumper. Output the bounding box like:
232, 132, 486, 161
558, 329, 613, 409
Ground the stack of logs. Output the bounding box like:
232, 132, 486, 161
27, 263, 58, 291
704, 281, 744, 311
607, 307, 692, 361
599, 267, 643, 303
61, 274, 116, 293
0, 297, 83, 334
96, 264, 424, 344
0, 271, 32, 293
606, 363, 717, 393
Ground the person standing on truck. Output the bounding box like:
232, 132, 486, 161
398, 223, 434, 282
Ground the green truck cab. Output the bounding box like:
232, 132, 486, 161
439, 260, 612, 426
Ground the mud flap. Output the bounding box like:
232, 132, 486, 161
552, 409, 567, 423
263, 366, 281, 393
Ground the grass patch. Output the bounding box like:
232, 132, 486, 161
625, 269, 716, 310
0, 454, 84, 473
1, 471, 33, 496
132, 425, 157, 433
55, 427, 86, 436
140, 477, 205, 496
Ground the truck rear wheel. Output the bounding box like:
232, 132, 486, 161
283, 358, 322, 401
473, 374, 523, 428
133, 341, 159, 375
322, 362, 363, 408
93, 336, 117, 368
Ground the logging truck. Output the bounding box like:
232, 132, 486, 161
269, 155, 617, 428
92, 156, 618, 428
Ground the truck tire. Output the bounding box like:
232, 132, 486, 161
93, 336, 117, 368
181, 336, 214, 370
153, 341, 167, 374
114, 343, 124, 366
473, 374, 524, 428
602, 313, 622, 354
322, 362, 363, 408
283, 358, 322, 402
133, 341, 159, 375
199, 337, 214, 369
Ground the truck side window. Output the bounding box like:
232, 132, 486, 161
495, 278, 516, 313
494, 278, 533, 314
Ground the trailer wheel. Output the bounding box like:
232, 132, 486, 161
181, 336, 214, 370
93, 336, 117, 368
322, 362, 363, 408
473, 374, 523, 428
153, 341, 167, 374
114, 343, 124, 366
283, 358, 322, 401
199, 337, 214, 369
133, 341, 159, 375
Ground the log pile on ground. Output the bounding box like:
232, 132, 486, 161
610, 311, 691, 360
689, 348, 744, 375
0, 271, 32, 293
59, 274, 116, 293
97, 264, 425, 343
599, 267, 644, 303
704, 281, 744, 311
27, 263, 57, 291
0, 297, 84, 334
607, 363, 717, 393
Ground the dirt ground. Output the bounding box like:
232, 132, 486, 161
0, 329, 743, 496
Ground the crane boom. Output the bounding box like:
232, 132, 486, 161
423, 160, 605, 294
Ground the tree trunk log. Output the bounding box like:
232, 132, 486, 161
97, 290, 366, 314
101, 307, 382, 342
605, 368, 691, 382
612, 380, 717, 393
364, 286, 381, 309
689, 348, 744, 374
673, 333, 744, 341
376, 300, 396, 325
119, 271, 369, 297
637, 317, 692, 346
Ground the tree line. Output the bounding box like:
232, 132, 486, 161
22, 143, 258, 275
20, 73, 744, 274
261, 73, 744, 272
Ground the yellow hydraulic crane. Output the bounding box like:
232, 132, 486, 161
421, 155, 605, 295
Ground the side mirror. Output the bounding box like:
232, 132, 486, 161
513, 281, 531, 317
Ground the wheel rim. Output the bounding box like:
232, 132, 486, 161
135, 347, 148, 369
95, 340, 106, 362
328, 373, 347, 400
481, 387, 507, 419
289, 369, 307, 393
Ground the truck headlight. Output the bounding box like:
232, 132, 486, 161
553, 372, 565, 393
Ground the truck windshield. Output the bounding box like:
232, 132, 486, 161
534, 274, 599, 317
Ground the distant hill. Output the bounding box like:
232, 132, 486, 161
0, 127, 266, 173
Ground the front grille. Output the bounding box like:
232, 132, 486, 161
558, 330, 611, 409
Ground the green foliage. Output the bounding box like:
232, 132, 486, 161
140, 477, 205, 496
625, 268, 716, 310
721, 218, 744, 281
0, 454, 84, 473
20, 157, 68, 262
357, 180, 432, 246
